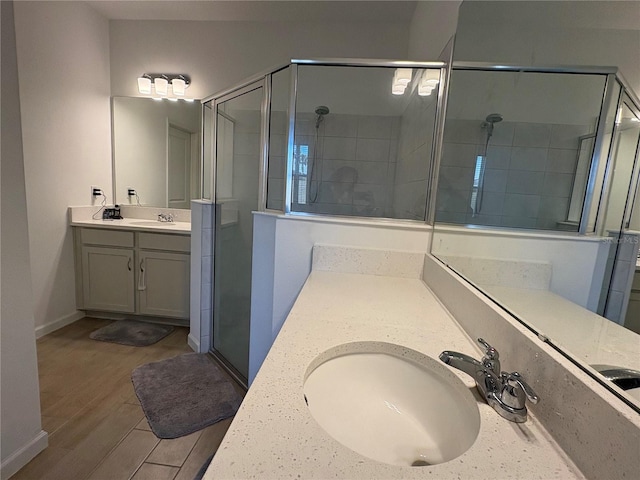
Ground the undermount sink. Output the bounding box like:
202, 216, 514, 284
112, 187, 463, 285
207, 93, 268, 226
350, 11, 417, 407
303, 342, 481, 467
129, 220, 176, 227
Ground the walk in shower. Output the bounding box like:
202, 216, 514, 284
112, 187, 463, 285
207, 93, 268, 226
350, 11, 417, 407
202, 59, 445, 384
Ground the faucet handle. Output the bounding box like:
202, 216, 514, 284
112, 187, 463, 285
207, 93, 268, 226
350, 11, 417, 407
505, 371, 539, 405
477, 338, 501, 374
477, 338, 499, 359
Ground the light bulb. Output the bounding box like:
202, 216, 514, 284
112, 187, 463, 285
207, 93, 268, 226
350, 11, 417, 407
154, 77, 168, 96
171, 77, 186, 96
137, 76, 152, 94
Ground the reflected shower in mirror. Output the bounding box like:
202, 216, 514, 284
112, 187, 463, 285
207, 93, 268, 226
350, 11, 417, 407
112, 97, 201, 209
431, 67, 640, 408
436, 69, 606, 231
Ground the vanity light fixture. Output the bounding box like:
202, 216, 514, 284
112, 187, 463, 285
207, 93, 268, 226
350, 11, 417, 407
136, 73, 191, 97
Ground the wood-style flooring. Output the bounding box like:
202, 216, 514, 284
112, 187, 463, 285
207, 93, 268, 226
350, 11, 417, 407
13, 318, 241, 480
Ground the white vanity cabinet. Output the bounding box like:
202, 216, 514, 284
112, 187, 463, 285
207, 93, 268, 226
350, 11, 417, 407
74, 227, 190, 320
79, 229, 135, 313
137, 233, 190, 319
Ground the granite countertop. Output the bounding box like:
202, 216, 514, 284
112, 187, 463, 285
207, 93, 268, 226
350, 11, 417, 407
205, 269, 583, 479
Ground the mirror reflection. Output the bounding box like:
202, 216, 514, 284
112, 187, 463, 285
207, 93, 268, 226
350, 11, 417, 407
112, 97, 201, 209
431, 67, 640, 406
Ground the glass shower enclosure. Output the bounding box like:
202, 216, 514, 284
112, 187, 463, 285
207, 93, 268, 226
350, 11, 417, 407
202, 59, 445, 385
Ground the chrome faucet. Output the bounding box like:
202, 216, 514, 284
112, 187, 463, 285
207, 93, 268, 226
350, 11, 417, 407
157, 213, 174, 223
439, 338, 539, 423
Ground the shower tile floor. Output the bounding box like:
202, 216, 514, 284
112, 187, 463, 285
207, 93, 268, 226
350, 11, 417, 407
13, 318, 244, 480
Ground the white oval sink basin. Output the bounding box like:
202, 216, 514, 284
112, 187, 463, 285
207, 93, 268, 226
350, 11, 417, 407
303, 343, 480, 467
129, 220, 176, 227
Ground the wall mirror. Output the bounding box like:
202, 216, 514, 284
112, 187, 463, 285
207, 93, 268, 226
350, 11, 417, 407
431, 65, 640, 410
112, 97, 202, 209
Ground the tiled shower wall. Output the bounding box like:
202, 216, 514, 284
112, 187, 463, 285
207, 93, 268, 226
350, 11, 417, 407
393, 87, 437, 220
292, 113, 400, 217
436, 120, 592, 229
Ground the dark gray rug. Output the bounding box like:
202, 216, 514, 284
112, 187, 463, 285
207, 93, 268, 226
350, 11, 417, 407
90, 320, 174, 346
131, 353, 242, 439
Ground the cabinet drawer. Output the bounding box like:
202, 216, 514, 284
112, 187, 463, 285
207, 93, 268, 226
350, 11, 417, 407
81, 228, 134, 248
632, 271, 640, 291
138, 232, 190, 253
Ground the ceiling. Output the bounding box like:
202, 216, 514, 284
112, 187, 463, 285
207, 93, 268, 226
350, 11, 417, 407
87, 0, 418, 22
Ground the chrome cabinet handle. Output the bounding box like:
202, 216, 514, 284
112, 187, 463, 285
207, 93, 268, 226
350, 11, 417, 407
127, 258, 132, 271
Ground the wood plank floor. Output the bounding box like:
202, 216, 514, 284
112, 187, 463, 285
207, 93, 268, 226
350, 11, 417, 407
13, 318, 241, 480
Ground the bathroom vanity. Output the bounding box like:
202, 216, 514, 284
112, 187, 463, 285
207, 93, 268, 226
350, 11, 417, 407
69, 207, 191, 322
204, 245, 639, 479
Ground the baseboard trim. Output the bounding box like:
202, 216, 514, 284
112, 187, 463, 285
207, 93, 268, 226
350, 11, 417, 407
1, 430, 48, 480
35, 311, 84, 338
187, 333, 200, 353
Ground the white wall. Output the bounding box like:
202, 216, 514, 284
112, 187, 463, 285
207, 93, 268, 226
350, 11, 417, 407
14, 1, 112, 334
1, 2, 48, 477
408, 0, 461, 60
249, 213, 431, 383
454, 1, 640, 95
109, 19, 410, 99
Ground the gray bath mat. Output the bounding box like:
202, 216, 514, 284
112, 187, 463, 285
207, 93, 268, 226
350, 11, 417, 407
90, 320, 174, 346
131, 353, 242, 439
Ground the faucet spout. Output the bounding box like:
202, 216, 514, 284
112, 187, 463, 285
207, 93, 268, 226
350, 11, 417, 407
439, 351, 484, 379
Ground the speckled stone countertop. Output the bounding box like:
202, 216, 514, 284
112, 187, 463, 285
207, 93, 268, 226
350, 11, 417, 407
205, 270, 584, 479
68, 205, 190, 234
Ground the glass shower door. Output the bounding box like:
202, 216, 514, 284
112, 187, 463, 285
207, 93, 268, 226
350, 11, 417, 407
212, 82, 264, 383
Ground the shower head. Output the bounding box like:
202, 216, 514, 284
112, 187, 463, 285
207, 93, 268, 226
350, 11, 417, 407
482, 113, 503, 139
485, 113, 503, 124
315, 105, 330, 128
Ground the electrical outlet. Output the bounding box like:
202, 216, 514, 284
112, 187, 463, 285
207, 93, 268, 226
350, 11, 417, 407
91, 186, 102, 197
127, 188, 136, 196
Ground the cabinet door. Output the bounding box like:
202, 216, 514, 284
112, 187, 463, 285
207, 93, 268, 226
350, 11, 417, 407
138, 251, 190, 319
82, 246, 135, 313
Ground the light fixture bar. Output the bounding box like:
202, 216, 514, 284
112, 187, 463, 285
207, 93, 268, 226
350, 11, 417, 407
136, 73, 191, 97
